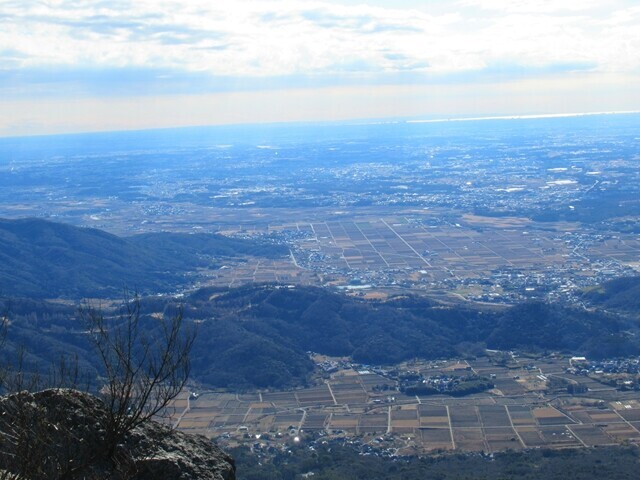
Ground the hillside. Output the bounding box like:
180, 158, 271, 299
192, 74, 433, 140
0, 218, 287, 298
582, 276, 640, 313
3, 285, 638, 391
184, 285, 638, 389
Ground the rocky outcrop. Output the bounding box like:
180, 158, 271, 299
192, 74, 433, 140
0, 389, 235, 479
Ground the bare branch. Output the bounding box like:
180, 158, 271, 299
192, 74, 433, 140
80, 294, 195, 456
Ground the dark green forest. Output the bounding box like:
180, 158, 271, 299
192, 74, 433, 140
0, 217, 287, 298
185, 285, 640, 388
231, 442, 640, 480
3, 283, 640, 391
582, 276, 640, 314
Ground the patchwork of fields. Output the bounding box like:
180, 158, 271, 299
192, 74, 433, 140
210, 214, 640, 302
170, 355, 640, 454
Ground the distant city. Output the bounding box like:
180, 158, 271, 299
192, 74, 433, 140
2, 114, 638, 304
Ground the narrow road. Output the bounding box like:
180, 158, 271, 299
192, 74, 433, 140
566, 424, 587, 447
380, 218, 432, 267
297, 409, 307, 432
446, 405, 456, 450
173, 395, 190, 429
289, 249, 300, 268
326, 381, 338, 406
504, 405, 526, 448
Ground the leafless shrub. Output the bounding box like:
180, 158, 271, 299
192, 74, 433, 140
0, 291, 195, 477
81, 292, 195, 455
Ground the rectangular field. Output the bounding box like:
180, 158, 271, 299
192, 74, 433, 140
419, 428, 453, 450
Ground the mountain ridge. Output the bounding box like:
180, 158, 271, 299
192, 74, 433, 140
0, 217, 286, 298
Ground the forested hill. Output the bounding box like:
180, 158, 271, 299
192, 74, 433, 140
3, 284, 639, 391
0, 218, 286, 298
182, 285, 640, 389
582, 276, 640, 314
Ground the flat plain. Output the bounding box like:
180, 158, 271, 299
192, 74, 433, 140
169, 355, 640, 454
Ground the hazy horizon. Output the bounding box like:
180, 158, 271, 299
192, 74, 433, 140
2, 109, 640, 141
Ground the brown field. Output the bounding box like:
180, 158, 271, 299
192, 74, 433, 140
453, 428, 486, 451
262, 391, 298, 406
296, 386, 335, 407
618, 408, 640, 422
449, 406, 482, 428
507, 405, 536, 426
485, 426, 522, 452
538, 426, 582, 447
478, 405, 512, 427
461, 215, 533, 228
171, 399, 189, 410
516, 427, 547, 447
358, 414, 388, 434
420, 416, 450, 428
493, 378, 528, 395
419, 428, 453, 450
603, 424, 640, 442
238, 393, 261, 402
585, 410, 621, 423
532, 406, 573, 425
329, 414, 358, 430
568, 425, 615, 446
303, 413, 329, 430
392, 408, 418, 419
418, 405, 449, 428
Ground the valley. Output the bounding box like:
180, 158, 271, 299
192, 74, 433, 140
173, 353, 640, 456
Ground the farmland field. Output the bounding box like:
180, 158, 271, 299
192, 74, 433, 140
170, 355, 640, 454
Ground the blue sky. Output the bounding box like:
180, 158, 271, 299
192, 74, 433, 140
1, 0, 639, 136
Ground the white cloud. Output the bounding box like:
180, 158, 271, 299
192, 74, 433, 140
457, 0, 606, 14
0, 0, 639, 137
1, 0, 638, 83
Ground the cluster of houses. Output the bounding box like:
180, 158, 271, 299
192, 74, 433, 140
567, 356, 640, 390
567, 356, 640, 375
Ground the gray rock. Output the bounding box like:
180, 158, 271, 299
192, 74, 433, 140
0, 389, 235, 480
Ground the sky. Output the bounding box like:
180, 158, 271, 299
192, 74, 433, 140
1, 0, 640, 136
